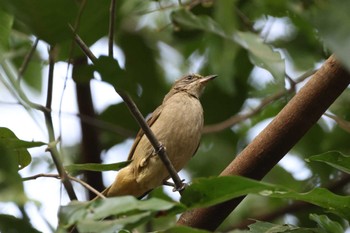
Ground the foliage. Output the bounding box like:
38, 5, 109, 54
0, 0, 349, 232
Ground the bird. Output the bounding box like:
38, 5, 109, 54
100, 74, 217, 198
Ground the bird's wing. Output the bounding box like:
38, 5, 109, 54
127, 105, 163, 161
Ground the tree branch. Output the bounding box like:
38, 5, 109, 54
22, 173, 106, 199
203, 69, 317, 134
18, 37, 39, 82
108, 0, 116, 58
44, 47, 77, 201
177, 55, 350, 230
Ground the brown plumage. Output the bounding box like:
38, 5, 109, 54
100, 74, 216, 198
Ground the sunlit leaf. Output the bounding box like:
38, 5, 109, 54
248, 221, 321, 233
58, 197, 185, 228
309, 214, 344, 233
77, 212, 151, 233
171, 9, 226, 37
171, 10, 285, 87
0, 127, 46, 169
181, 176, 350, 219
65, 161, 131, 173
234, 32, 285, 85
307, 151, 350, 174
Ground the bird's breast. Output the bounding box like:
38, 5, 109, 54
150, 93, 204, 169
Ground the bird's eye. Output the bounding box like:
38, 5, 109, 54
186, 75, 193, 80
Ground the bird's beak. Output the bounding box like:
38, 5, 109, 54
199, 74, 218, 83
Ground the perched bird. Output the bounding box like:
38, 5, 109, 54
101, 74, 217, 198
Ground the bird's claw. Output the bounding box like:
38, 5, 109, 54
163, 180, 187, 192
152, 143, 166, 156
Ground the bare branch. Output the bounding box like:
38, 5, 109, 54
18, 38, 39, 82
69, 24, 97, 62
44, 46, 77, 201
22, 173, 106, 199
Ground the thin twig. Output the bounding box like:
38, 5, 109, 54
18, 38, 39, 82
69, 176, 106, 199
203, 69, 317, 134
22, 173, 106, 199
108, 0, 116, 58
44, 47, 77, 201
0, 99, 135, 138
68, 24, 97, 62
71, 29, 185, 194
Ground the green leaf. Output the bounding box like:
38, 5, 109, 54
159, 226, 211, 233
94, 55, 137, 95
248, 221, 321, 233
171, 9, 226, 37
0, 9, 13, 49
77, 212, 151, 233
64, 161, 131, 174
0, 127, 46, 169
0, 142, 26, 203
0, 214, 41, 233
309, 214, 344, 233
307, 151, 350, 174
0, 0, 77, 44
234, 32, 285, 85
310, 0, 350, 72
180, 176, 350, 219
58, 197, 185, 228
171, 10, 285, 88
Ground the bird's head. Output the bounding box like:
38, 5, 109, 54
172, 74, 217, 98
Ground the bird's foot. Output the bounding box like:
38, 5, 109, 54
151, 143, 167, 156
163, 180, 187, 192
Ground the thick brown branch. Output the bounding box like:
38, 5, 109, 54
177, 55, 350, 230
